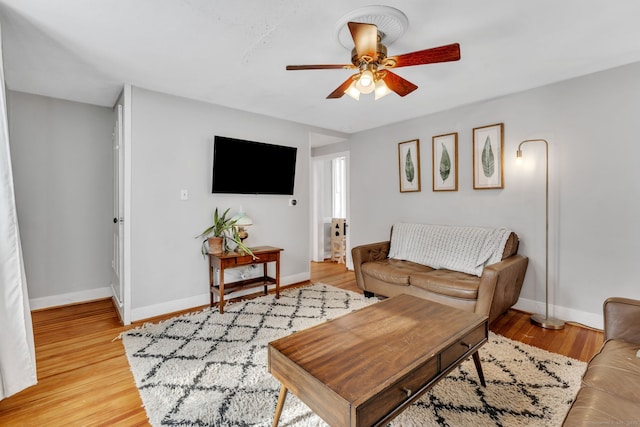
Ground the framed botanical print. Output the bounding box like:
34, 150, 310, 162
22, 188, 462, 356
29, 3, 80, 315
473, 123, 504, 189
398, 139, 421, 192
432, 132, 458, 191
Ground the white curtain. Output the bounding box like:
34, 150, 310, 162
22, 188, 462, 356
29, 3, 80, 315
0, 22, 37, 399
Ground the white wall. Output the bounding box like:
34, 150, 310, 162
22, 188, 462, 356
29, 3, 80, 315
7, 91, 114, 308
128, 87, 314, 320
9, 62, 640, 327
348, 62, 640, 328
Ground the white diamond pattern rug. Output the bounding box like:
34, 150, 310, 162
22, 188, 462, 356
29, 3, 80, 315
121, 283, 585, 426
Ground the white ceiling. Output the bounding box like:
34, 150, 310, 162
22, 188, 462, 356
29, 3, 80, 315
1, 0, 640, 135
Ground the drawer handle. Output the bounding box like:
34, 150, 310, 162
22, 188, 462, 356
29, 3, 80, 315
461, 342, 471, 349
401, 387, 412, 397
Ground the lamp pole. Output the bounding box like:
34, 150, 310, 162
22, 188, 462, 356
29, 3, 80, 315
517, 139, 564, 330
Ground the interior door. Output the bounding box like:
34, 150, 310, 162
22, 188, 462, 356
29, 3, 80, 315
111, 104, 124, 311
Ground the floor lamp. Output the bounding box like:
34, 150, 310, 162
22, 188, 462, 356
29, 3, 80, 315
516, 139, 565, 330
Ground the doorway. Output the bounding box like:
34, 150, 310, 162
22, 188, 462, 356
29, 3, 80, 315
311, 151, 350, 267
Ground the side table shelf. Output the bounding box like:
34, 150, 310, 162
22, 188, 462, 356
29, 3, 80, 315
208, 246, 283, 314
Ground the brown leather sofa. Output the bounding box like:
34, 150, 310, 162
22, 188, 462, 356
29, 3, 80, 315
351, 226, 528, 324
562, 297, 640, 425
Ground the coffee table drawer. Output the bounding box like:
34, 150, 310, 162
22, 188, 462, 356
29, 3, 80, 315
441, 323, 486, 368
355, 357, 438, 427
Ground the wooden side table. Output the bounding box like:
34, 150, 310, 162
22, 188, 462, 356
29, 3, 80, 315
208, 246, 283, 314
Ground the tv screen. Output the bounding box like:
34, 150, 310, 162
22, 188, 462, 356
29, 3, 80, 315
212, 136, 297, 195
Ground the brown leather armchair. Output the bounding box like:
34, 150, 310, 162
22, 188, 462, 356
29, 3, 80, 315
563, 297, 640, 425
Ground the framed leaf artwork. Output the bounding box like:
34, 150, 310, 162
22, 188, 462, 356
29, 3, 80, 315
432, 132, 458, 191
473, 123, 504, 189
398, 139, 421, 192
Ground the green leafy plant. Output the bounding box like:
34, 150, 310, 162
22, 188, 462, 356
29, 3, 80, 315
196, 207, 255, 258
405, 148, 415, 183
439, 143, 451, 182
481, 136, 495, 178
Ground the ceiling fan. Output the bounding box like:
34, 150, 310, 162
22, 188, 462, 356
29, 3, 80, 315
286, 21, 461, 100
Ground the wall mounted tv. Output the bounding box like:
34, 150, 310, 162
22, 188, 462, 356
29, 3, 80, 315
212, 136, 297, 195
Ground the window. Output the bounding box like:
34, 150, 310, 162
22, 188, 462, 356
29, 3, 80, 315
332, 156, 346, 218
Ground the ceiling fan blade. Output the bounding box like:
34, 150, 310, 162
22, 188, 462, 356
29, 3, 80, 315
348, 22, 378, 62
381, 70, 418, 97
386, 43, 461, 68
286, 64, 355, 70
327, 75, 357, 99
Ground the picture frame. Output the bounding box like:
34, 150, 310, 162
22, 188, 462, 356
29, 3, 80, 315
432, 132, 458, 191
398, 139, 421, 193
473, 123, 504, 189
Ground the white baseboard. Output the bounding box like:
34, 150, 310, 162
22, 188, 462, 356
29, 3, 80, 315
131, 293, 209, 322
513, 298, 603, 330
130, 272, 311, 323
282, 272, 311, 286
28, 276, 603, 331
30, 286, 113, 310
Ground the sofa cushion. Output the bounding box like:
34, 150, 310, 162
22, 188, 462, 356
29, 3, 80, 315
563, 386, 640, 426
361, 259, 433, 285
581, 339, 640, 403
564, 339, 640, 425
409, 269, 480, 300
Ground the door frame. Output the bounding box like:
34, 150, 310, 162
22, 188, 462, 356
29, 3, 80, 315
310, 150, 350, 267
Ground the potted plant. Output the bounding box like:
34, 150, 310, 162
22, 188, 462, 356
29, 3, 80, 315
197, 207, 255, 257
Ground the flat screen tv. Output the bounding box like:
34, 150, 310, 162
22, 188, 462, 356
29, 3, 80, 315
212, 136, 297, 195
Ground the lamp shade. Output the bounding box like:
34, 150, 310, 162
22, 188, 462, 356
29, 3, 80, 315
344, 81, 360, 100
355, 70, 375, 94
232, 210, 252, 227
374, 79, 391, 100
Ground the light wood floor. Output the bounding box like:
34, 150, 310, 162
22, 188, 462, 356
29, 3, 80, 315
0, 261, 603, 426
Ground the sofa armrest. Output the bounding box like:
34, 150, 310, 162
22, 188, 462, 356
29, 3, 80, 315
476, 255, 529, 324
604, 297, 640, 343
351, 241, 390, 291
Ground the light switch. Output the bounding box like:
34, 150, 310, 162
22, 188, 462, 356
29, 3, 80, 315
180, 189, 189, 200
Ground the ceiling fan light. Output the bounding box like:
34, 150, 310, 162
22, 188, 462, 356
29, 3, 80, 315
374, 79, 391, 100
344, 81, 360, 100
360, 70, 374, 86
355, 70, 375, 94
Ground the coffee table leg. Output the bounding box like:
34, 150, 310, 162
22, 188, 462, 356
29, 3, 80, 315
272, 384, 288, 427
472, 351, 486, 387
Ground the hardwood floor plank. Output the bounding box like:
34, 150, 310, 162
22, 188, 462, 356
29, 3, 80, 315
35, 333, 129, 379
0, 261, 604, 426
580, 327, 602, 362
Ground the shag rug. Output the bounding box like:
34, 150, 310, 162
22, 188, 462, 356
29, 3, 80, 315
121, 284, 586, 426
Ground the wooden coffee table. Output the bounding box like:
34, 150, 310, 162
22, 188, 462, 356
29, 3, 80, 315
268, 294, 488, 427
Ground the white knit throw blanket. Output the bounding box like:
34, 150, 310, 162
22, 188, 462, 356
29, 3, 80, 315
388, 223, 512, 277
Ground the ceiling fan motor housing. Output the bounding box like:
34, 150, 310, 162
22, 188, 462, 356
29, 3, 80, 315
351, 41, 387, 67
